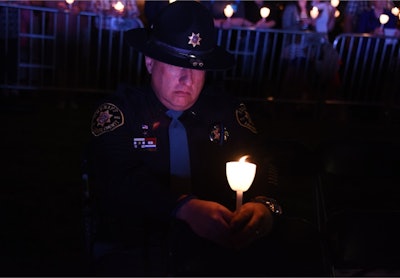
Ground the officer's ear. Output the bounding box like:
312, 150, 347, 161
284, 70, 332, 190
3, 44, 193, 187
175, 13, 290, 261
145, 56, 154, 74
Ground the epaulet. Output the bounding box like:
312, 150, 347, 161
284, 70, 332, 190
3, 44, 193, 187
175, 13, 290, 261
91, 102, 125, 137
235, 103, 258, 134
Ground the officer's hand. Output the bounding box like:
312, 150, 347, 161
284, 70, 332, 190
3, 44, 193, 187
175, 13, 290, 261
229, 202, 274, 249
176, 199, 234, 247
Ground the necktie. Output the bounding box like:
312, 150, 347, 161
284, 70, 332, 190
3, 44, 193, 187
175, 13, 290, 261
166, 110, 191, 193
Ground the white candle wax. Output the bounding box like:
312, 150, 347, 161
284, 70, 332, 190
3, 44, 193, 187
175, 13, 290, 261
226, 156, 256, 210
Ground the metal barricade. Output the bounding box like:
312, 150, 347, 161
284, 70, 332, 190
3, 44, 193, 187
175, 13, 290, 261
331, 33, 400, 108
212, 27, 329, 104
0, 3, 145, 94
1, 3, 399, 113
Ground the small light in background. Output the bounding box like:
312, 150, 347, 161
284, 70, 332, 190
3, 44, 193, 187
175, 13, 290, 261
224, 4, 234, 19
380, 14, 389, 25
260, 7, 270, 20
330, 0, 339, 8
391, 6, 399, 16
310, 6, 319, 19
114, 1, 124, 13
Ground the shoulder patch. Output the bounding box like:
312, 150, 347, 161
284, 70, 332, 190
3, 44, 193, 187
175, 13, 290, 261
91, 102, 125, 136
235, 103, 258, 134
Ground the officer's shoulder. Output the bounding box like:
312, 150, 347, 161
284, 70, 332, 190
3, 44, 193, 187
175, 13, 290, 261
201, 88, 258, 134
116, 83, 147, 98
91, 100, 125, 137
90, 84, 146, 137
201, 87, 239, 108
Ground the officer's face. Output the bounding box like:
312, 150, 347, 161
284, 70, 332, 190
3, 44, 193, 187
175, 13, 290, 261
145, 57, 206, 111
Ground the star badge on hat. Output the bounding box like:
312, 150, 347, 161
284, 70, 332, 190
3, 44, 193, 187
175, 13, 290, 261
188, 32, 201, 47
124, 1, 234, 70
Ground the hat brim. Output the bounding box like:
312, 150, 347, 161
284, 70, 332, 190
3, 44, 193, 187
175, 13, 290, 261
124, 28, 235, 71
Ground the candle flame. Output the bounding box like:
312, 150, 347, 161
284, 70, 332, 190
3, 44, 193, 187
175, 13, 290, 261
310, 6, 319, 19
114, 1, 124, 12
379, 14, 389, 25
391, 7, 399, 16
239, 155, 249, 162
330, 0, 339, 8
224, 4, 234, 18
260, 7, 270, 19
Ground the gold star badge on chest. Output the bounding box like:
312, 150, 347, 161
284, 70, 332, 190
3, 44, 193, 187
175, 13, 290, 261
188, 32, 201, 47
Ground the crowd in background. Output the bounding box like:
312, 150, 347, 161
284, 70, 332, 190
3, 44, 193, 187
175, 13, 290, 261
1, 0, 400, 101
2, 1, 400, 36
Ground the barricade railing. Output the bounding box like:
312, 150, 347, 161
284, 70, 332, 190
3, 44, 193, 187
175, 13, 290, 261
212, 27, 329, 105
0, 3, 145, 94
331, 33, 400, 108
1, 3, 399, 114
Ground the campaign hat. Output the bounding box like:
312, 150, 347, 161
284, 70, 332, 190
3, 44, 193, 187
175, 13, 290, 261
125, 1, 234, 70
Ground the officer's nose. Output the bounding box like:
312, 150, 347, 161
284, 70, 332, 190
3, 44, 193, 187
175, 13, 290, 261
178, 68, 194, 86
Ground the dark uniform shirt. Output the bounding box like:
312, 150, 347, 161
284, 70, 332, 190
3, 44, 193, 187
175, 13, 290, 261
87, 84, 326, 276
89, 84, 273, 239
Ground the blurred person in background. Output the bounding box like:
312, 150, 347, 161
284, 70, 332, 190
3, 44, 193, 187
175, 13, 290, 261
356, 0, 399, 36
312, 0, 336, 37
343, 0, 371, 33
281, 0, 314, 31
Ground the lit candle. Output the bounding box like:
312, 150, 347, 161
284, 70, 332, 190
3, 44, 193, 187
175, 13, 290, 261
391, 7, 399, 16
114, 0, 125, 13
224, 4, 234, 19
260, 7, 270, 21
330, 0, 339, 8
310, 6, 319, 19
65, 0, 74, 10
226, 155, 256, 210
379, 14, 389, 30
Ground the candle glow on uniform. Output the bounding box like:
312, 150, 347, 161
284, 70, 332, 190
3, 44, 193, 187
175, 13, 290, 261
226, 155, 257, 210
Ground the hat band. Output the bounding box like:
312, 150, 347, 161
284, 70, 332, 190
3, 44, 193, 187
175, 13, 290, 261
149, 37, 215, 68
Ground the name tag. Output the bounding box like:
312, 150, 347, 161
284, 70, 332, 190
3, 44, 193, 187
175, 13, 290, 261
133, 137, 157, 151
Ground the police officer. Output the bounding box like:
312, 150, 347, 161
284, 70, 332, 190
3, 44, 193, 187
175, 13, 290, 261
88, 1, 325, 276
